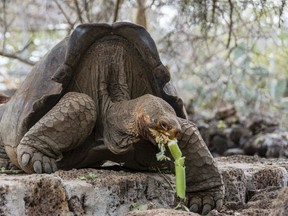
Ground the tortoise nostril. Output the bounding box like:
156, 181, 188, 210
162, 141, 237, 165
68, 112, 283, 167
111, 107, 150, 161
160, 121, 169, 131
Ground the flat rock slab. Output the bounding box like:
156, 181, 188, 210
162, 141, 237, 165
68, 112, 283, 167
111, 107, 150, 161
1, 155, 288, 215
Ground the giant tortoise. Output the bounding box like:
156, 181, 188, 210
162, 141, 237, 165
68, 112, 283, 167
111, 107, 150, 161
0, 22, 224, 214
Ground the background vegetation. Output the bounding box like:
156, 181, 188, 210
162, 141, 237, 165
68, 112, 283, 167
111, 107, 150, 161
0, 0, 287, 126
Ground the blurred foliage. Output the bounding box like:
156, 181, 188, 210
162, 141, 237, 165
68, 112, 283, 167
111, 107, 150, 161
0, 0, 288, 125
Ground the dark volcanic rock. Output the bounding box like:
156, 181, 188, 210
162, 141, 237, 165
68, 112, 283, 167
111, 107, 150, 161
243, 132, 288, 158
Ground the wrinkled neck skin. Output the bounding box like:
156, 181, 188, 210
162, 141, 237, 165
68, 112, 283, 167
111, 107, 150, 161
0, 104, 7, 122
103, 97, 144, 154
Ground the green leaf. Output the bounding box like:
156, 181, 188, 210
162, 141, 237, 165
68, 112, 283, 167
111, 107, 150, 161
129, 203, 150, 211
78, 176, 87, 180
78, 172, 97, 180
87, 172, 97, 179
217, 120, 227, 129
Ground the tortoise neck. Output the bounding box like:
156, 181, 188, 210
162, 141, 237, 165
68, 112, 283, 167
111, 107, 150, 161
105, 98, 140, 136
102, 98, 143, 154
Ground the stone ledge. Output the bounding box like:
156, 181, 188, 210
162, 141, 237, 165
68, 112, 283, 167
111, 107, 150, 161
0, 169, 177, 216
1, 156, 288, 215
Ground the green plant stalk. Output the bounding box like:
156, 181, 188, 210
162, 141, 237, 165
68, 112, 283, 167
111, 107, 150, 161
168, 140, 186, 200
150, 128, 187, 204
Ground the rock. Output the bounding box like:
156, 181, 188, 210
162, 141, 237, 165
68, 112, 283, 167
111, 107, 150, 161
209, 187, 283, 216
125, 208, 197, 216
229, 124, 251, 146
210, 135, 228, 155
215, 106, 237, 121
243, 132, 288, 158
0, 169, 176, 216
270, 187, 288, 216
245, 113, 279, 135
214, 106, 240, 127
0, 175, 68, 216
223, 148, 245, 156
1, 155, 288, 215
192, 108, 286, 159
214, 155, 288, 215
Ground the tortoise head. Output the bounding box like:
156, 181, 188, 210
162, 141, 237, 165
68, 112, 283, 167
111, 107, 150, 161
136, 95, 181, 145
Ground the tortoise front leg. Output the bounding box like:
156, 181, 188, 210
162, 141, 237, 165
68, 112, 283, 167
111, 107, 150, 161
177, 118, 224, 215
16, 92, 96, 174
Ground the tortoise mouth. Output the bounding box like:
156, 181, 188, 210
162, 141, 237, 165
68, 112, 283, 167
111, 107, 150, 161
137, 114, 180, 145
146, 127, 178, 146
146, 130, 158, 145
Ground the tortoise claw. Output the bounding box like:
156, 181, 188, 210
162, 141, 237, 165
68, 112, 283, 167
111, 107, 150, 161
17, 144, 58, 174
216, 199, 223, 211
44, 163, 52, 174
189, 204, 199, 213
33, 160, 42, 174
43, 156, 53, 174
21, 153, 31, 166
51, 162, 58, 173
202, 204, 212, 215
189, 196, 201, 213
187, 185, 224, 215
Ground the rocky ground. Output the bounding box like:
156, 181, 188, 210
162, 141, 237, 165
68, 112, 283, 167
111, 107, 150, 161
211, 156, 288, 216
190, 106, 288, 159
1, 155, 288, 216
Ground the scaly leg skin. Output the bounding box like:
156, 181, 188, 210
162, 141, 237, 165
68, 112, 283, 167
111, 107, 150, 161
0, 137, 18, 170
0, 138, 10, 169
177, 118, 224, 215
16, 92, 97, 174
